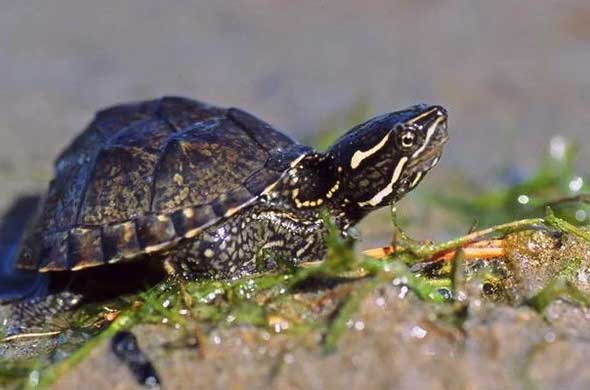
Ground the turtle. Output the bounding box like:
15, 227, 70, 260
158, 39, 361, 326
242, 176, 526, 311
2, 96, 448, 332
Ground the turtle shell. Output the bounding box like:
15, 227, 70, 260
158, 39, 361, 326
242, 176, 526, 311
17, 97, 310, 272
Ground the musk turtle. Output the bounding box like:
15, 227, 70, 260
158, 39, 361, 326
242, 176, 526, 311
2, 96, 448, 330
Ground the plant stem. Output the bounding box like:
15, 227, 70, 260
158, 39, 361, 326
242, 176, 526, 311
544, 208, 590, 242
405, 217, 545, 261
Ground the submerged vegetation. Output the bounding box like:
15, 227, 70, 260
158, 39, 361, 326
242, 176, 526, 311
1, 106, 589, 389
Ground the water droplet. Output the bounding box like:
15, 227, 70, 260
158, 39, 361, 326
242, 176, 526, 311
569, 176, 584, 192
517, 194, 530, 205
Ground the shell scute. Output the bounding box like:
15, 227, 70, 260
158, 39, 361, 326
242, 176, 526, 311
169, 205, 217, 238
211, 186, 254, 217
78, 145, 157, 225
68, 228, 104, 270
79, 118, 175, 225
39, 231, 69, 272
152, 118, 268, 211
135, 215, 177, 252
101, 221, 141, 262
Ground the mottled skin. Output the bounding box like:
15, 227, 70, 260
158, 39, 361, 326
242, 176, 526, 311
2, 97, 448, 332
171, 204, 326, 279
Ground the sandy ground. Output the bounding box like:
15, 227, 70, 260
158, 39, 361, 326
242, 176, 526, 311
1, 0, 590, 217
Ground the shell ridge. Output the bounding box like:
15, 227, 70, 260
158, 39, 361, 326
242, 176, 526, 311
105, 118, 156, 147
147, 131, 176, 213
152, 97, 181, 133
89, 122, 109, 140
227, 109, 272, 153
72, 149, 100, 226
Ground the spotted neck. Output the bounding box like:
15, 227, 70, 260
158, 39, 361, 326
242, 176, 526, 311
262, 151, 362, 231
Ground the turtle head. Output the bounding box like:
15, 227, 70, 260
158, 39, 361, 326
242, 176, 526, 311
326, 104, 448, 218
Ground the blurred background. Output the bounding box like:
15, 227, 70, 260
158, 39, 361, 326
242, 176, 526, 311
1, 0, 590, 242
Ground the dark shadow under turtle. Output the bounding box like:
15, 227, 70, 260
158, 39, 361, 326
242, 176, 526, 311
0, 195, 47, 302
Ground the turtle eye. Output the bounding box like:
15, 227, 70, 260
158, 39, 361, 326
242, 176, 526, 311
399, 131, 416, 148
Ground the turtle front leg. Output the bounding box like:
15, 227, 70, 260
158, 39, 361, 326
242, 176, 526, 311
169, 206, 328, 280
255, 215, 328, 268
